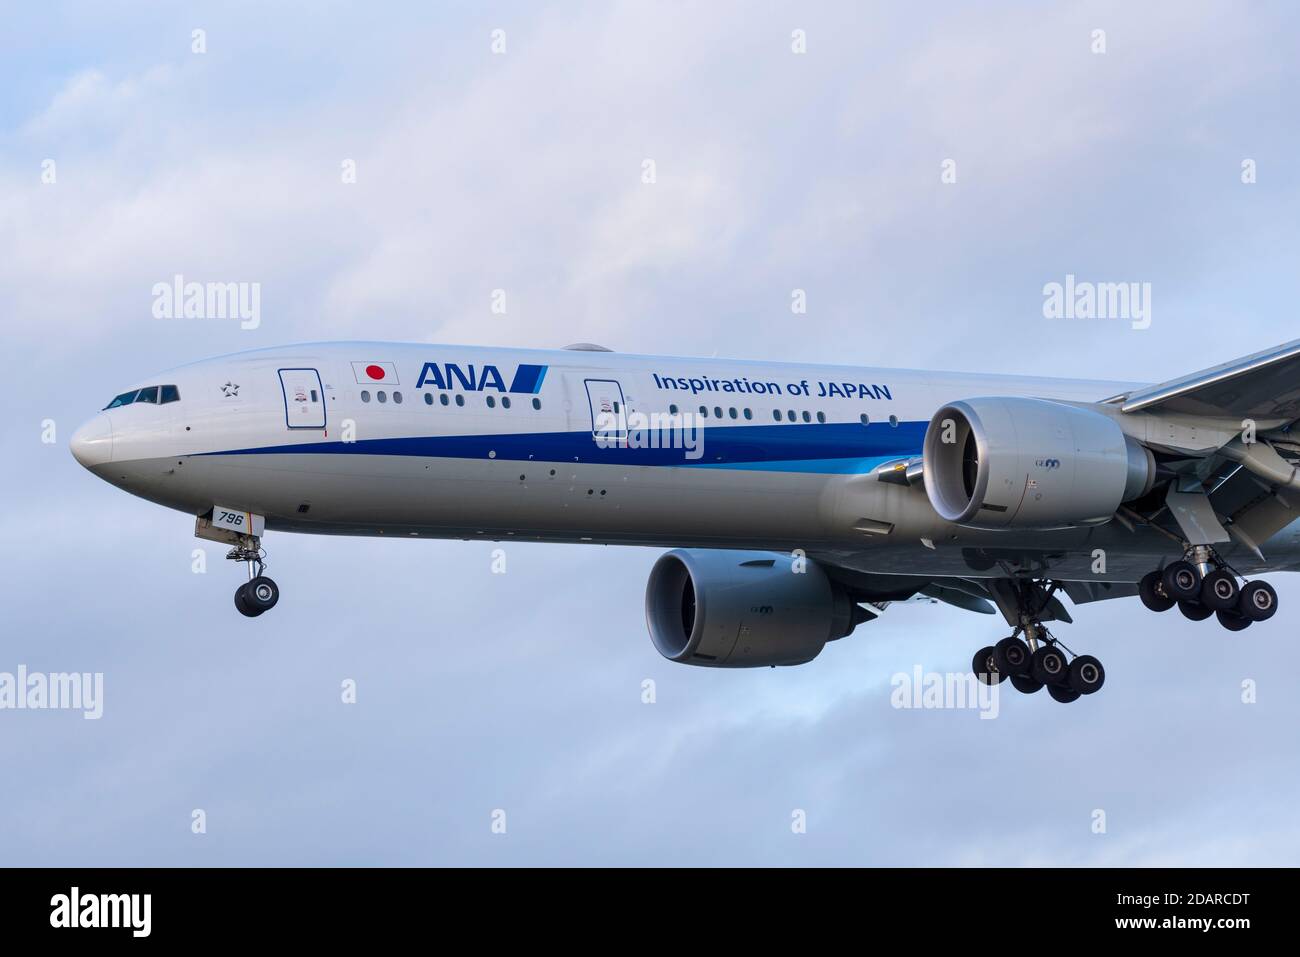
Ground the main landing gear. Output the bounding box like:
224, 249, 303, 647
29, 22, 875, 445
228, 537, 280, 618
973, 621, 1104, 704
1138, 547, 1277, 632
972, 579, 1104, 703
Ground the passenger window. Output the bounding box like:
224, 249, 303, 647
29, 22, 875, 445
728, 407, 737, 419
699, 406, 708, 418
502, 396, 511, 409
361, 391, 371, 403
669, 404, 679, 415
136, 386, 159, 404
860, 413, 870, 425
455, 394, 465, 407
772, 410, 781, 421
532, 398, 541, 410
377, 391, 387, 403
393, 391, 403, 404
440, 394, 450, 406
816, 411, 826, 423
787, 410, 796, 421
160, 385, 180, 403
743, 408, 752, 420
889, 414, 899, 428
424, 393, 433, 405
801, 411, 811, 423
713, 406, 722, 418
310, 389, 319, 402
486, 395, 496, 408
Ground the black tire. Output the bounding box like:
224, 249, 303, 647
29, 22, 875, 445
1030, 645, 1070, 687
1068, 655, 1105, 695
245, 575, 280, 613
1200, 569, 1240, 612
1048, 683, 1081, 703
1216, 609, 1252, 632
1238, 580, 1278, 622
1162, 561, 1202, 602
993, 636, 1032, 676
1139, 570, 1175, 612
972, 646, 1005, 684
1009, 673, 1043, 694
1178, 600, 1214, 622
234, 583, 263, 618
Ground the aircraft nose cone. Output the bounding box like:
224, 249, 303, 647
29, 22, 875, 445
70, 416, 113, 469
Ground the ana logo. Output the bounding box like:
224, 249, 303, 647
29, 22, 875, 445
1035, 458, 1061, 470
416, 362, 547, 394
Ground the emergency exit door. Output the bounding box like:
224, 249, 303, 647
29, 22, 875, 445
278, 368, 326, 429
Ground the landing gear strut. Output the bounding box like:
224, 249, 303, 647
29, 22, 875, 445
1138, 547, 1277, 631
972, 584, 1105, 704
228, 537, 279, 618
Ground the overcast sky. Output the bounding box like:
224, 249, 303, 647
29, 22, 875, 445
3, 1, 1299, 865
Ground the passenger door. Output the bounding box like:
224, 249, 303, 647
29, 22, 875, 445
584, 378, 627, 448
278, 368, 326, 429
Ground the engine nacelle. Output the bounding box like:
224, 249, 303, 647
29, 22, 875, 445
645, 549, 858, 668
922, 396, 1154, 530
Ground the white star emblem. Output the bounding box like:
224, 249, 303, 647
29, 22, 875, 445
221, 382, 240, 397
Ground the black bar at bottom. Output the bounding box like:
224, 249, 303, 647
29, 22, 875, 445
0, 867, 1282, 941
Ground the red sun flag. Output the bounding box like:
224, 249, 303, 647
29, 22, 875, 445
351, 361, 399, 385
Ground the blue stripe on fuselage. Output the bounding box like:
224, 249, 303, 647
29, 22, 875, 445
198, 420, 926, 473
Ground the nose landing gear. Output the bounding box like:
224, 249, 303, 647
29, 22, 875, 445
228, 538, 280, 618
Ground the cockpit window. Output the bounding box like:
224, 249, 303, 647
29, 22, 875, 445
102, 384, 180, 409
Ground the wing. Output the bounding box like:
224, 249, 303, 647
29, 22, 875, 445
1114, 337, 1300, 425
1106, 338, 1300, 554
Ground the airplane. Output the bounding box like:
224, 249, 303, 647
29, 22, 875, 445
70, 338, 1300, 704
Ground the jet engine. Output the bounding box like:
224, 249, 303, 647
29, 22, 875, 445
644, 549, 863, 667
922, 396, 1154, 530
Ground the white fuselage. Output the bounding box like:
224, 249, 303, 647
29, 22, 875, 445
69, 341, 1300, 583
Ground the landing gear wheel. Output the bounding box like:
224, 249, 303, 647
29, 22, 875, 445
1238, 580, 1278, 622
1048, 683, 1081, 703
1139, 570, 1175, 612
972, 646, 1005, 684
993, 636, 1032, 676
234, 583, 264, 618
1200, 569, 1240, 612
1030, 645, 1070, 687
1178, 600, 1214, 622
1068, 655, 1105, 695
1216, 609, 1252, 632
1162, 561, 1202, 602
1009, 673, 1043, 694
244, 576, 279, 614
